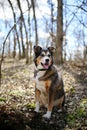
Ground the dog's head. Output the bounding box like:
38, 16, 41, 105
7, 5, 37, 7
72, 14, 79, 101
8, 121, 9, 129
34, 46, 56, 70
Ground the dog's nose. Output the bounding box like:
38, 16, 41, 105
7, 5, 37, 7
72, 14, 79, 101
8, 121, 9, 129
45, 59, 49, 62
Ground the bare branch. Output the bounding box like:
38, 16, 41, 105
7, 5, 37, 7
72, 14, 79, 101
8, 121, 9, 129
66, 3, 87, 13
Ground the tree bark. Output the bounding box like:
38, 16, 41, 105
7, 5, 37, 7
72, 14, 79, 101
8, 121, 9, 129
20, 21, 25, 58
26, 0, 30, 64
8, 36, 11, 57
8, 0, 21, 59
55, 0, 63, 65
31, 0, 38, 45
17, 0, 29, 61
13, 35, 16, 58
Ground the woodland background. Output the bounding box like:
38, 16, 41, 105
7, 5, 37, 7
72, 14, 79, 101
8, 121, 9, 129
0, 0, 87, 130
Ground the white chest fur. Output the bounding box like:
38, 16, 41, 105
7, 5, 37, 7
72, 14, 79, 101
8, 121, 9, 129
35, 71, 49, 106
35, 71, 46, 92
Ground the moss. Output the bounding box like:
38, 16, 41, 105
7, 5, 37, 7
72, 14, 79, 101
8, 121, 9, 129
75, 108, 86, 119
67, 106, 86, 128
70, 87, 75, 94
67, 114, 76, 127
0, 97, 6, 102
27, 102, 35, 109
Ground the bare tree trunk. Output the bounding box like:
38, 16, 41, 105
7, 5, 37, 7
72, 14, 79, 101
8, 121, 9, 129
31, 0, 38, 45
29, 41, 32, 63
23, 20, 28, 58
13, 35, 16, 58
63, 0, 67, 62
50, 0, 54, 45
82, 25, 87, 60
8, 36, 11, 57
26, 0, 32, 64
17, 0, 29, 62
8, 0, 21, 59
20, 21, 25, 58
55, 0, 63, 65
84, 45, 87, 60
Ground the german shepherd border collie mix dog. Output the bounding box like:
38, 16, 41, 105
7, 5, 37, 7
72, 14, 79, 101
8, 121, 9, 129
33, 46, 65, 119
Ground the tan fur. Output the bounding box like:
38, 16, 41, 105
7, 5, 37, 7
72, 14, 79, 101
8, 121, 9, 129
45, 80, 51, 93
36, 56, 41, 65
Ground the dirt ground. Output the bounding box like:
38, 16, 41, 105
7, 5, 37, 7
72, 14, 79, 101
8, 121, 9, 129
0, 59, 87, 130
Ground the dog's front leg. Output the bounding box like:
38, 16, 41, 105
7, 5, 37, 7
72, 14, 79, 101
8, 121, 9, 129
34, 88, 41, 112
43, 90, 54, 119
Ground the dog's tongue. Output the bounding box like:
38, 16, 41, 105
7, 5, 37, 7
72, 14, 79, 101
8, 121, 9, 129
43, 63, 49, 69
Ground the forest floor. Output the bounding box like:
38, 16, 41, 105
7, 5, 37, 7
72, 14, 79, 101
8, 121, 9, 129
0, 58, 87, 130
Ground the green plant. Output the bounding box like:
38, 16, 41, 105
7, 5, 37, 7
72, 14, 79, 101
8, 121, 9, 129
75, 108, 86, 119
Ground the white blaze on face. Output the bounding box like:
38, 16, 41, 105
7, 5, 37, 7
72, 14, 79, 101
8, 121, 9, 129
41, 52, 51, 69
41, 55, 49, 63
36, 51, 52, 70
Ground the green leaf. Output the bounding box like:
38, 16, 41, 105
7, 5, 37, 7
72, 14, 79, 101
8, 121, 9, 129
0, 97, 6, 102
75, 108, 86, 118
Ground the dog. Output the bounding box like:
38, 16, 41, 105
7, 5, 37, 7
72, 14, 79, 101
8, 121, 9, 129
33, 45, 65, 119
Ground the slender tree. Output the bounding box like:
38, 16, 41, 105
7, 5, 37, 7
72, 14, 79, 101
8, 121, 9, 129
13, 34, 16, 58
55, 0, 63, 65
31, 0, 38, 45
8, 36, 11, 57
19, 20, 25, 58
26, 0, 32, 64
16, 0, 26, 58
8, 0, 21, 59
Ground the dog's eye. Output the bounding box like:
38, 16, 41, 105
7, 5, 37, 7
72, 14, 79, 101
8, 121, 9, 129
41, 54, 44, 57
48, 54, 51, 57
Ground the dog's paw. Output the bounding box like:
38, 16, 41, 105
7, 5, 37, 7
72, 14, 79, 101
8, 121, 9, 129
34, 107, 39, 113
34, 102, 40, 112
43, 111, 51, 119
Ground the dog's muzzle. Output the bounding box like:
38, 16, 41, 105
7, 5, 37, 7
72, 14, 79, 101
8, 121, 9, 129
41, 58, 50, 69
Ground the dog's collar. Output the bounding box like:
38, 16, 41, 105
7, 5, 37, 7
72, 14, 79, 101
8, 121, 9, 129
35, 69, 47, 74
34, 68, 47, 77
38, 69, 47, 71
34, 67, 47, 75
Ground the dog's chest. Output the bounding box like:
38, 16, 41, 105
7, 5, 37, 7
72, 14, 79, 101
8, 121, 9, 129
35, 71, 46, 92
36, 80, 46, 92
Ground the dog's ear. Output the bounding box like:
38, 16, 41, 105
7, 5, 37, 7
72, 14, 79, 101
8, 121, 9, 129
33, 46, 42, 55
48, 46, 56, 54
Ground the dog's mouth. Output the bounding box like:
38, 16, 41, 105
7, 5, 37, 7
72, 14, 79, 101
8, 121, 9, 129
41, 63, 49, 69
